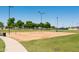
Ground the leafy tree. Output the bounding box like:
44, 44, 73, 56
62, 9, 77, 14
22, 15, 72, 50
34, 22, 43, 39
33, 23, 39, 28
51, 26, 55, 29
0, 22, 4, 29
15, 20, 24, 28
44, 22, 51, 28
39, 22, 44, 28
25, 21, 33, 28
7, 17, 15, 28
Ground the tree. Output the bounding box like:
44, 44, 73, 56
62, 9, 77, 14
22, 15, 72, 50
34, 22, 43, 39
51, 26, 55, 29
7, 17, 15, 28
15, 20, 24, 28
0, 22, 4, 29
33, 23, 39, 29
25, 21, 34, 29
44, 22, 51, 28
39, 22, 44, 28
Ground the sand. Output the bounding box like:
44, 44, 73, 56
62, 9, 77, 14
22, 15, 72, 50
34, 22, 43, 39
6, 32, 75, 41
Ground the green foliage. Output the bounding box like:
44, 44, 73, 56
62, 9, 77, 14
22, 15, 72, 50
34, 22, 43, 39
39, 22, 44, 28
7, 17, 15, 28
25, 21, 34, 28
33, 23, 39, 28
0, 22, 4, 29
51, 26, 55, 29
0, 39, 5, 52
44, 22, 51, 28
15, 20, 24, 28
21, 34, 79, 52
6, 18, 54, 29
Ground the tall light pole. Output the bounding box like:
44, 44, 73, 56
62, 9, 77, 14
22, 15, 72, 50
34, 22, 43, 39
38, 11, 45, 30
8, 6, 14, 36
9, 6, 11, 19
8, 6, 11, 36
56, 16, 59, 32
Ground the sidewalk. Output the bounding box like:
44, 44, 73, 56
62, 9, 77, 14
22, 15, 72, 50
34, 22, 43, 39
0, 36, 27, 52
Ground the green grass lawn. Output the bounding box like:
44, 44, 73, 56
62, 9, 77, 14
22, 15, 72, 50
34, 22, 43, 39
21, 33, 79, 52
2, 29, 79, 52
0, 39, 5, 52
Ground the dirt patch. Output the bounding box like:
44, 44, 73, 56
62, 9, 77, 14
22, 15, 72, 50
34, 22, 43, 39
6, 32, 75, 41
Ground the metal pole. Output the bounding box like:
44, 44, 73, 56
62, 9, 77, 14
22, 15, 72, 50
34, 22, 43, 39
38, 11, 45, 30
56, 16, 58, 32
9, 6, 10, 19
40, 14, 42, 24
8, 6, 10, 36
40, 13, 43, 30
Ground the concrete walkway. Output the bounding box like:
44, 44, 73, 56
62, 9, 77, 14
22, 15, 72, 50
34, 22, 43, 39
0, 36, 27, 52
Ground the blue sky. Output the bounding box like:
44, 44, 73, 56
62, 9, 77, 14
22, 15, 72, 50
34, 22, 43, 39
0, 6, 79, 27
